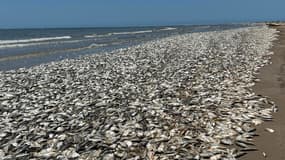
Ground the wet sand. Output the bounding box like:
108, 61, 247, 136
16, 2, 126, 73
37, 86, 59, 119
243, 25, 285, 160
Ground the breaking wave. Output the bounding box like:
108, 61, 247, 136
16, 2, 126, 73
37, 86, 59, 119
84, 30, 153, 38
0, 36, 72, 45
112, 30, 153, 35
159, 27, 177, 31
84, 34, 111, 38
0, 39, 84, 49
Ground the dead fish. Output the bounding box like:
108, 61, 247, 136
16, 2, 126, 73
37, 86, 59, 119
234, 152, 247, 158
265, 128, 275, 133
200, 152, 213, 158
0, 149, 5, 157
221, 139, 234, 145
34, 148, 58, 158
262, 152, 267, 157
62, 148, 80, 158
236, 142, 249, 148
252, 119, 263, 125
0, 26, 277, 159
210, 154, 222, 160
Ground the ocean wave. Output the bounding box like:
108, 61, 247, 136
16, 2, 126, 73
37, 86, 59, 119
0, 43, 39, 49
84, 30, 153, 38
84, 34, 111, 38
0, 36, 72, 45
112, 30, 153, 35
0, 39, 84, 49
159, 27, 177, 31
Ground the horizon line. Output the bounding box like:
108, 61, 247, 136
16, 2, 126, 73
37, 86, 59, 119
0, 20, 276, 30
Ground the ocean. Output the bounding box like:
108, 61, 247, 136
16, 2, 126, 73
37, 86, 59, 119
0, 24, 249, 71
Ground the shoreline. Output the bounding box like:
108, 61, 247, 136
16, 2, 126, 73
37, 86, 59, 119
0, 24, 253, 71
0, 26, 278, 159
243, 25, 285, 160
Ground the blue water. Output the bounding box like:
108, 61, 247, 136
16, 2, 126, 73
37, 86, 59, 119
0, 24, 249, 71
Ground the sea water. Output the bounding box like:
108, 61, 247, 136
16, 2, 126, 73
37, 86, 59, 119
0, 24, 249, 71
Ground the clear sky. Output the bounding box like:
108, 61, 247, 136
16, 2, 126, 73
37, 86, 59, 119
0, 0, 284, 28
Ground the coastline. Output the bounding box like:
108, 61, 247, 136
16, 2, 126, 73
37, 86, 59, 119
0, 25, 279, 159
0, 25, 246, 71
243, 25, 285, 160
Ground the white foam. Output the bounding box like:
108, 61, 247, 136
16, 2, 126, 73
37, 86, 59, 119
159, 27, 177, 31
84, 34, 110, 38
0, 36, 72, 45
0, 43, 38, 49
0, 39, 83, 49
84, 34, 97, 38
112, 30, 153, 35
84, 30, 153, 38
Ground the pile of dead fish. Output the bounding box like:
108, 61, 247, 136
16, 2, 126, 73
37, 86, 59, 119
0, 25, 278, 159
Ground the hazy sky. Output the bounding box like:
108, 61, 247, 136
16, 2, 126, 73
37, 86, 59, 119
0, 0, 284, 28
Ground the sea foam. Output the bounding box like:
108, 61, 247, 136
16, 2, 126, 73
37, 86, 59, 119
84, 30, 153, 38
0, 39, 83, 49
159, 27, 177, 31
0, 36, 72, 45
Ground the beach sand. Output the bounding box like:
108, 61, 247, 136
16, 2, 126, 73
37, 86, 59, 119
242, 25, 285, 160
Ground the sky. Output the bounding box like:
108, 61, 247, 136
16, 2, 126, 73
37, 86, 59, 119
0, 0, 284, 28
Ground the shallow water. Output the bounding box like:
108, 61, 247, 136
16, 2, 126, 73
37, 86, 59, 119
0, 24, 249, 71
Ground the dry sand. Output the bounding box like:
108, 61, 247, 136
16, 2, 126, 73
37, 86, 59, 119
242, 26, 285, 160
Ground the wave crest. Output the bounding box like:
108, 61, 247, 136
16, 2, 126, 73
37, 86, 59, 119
0, 36, 72, 45
159, 27, 177, 31
84, 30, 153, 38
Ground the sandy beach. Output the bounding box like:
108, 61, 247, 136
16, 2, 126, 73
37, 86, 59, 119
243, 25, 285, 160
